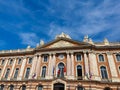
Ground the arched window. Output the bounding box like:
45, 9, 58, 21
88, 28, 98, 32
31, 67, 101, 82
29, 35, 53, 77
5, 68, 10, 79
100, 66, 108, 79
116, 54, 120, 61
22, 85, 26, 90
99, 54, 104, 62
77, 86, 84, 90
38, 85, 43, 90
77, 65, 82, 80
41, 66, 46, 78
57, 63, 65, 78
25, 68, 30, 79
9, 85, 14, 90
0, 84, 4, 90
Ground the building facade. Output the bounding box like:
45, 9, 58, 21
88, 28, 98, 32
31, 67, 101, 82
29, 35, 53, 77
0, 33, 120, 90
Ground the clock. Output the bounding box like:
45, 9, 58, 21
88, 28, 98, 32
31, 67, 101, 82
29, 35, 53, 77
58, 54, 65, 60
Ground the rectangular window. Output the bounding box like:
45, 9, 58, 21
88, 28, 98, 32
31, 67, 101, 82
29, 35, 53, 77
43, 55, 48, 62
116, 54, 120, 61
99, 55, 104, 62
18, 59, 22, 64
38, 86, 43, 90
25, 68, 30, 79
9, 59, 13, 65
5, 68, 10, 79
1, 60, 5, 65
14, 68, 19, 78
0, 69, 1, 75
28, 58, 32, 64
76, 54, 81, 61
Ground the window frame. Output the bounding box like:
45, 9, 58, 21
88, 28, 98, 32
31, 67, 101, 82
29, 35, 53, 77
98, 54, 105, 62
41, 66, 46, 78
76, 54, 82, 61
4, 68, 10, 79
43, 55, 48, 62
18, 58, 22, 64
100, 66, 108, 79
28, 57, 33, 64
25, 68, 30, 79
14, 68, 19, 78
116, 54, 120, 61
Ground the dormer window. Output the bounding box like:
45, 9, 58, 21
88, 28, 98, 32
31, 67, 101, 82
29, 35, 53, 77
76, 54, 81, 61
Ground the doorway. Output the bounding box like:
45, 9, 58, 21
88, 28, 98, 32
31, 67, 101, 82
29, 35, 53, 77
54, 83, 64, 90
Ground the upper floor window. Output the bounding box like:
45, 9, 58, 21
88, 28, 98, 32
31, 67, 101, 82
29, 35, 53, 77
100, 66, 108, 79
1, 60, 5, 65
14, 68, 19, 78
77, 65, 82, 80
9, 59, 13, 65
0, 68, 2, 75
76, 54, 82, 61
18, 58, 22, 64
22, 85, 26, 90
43, 55, 48, 62
41, 66, 46, 78
99, 54, 104, 62
38, 85, 43, 90
28, 58, 32, 64
25, 68, 30, 79
0, 84, 4, 90
119, 66, 120, 72
9, 85, 14, 90
116, 54, 120, 61
5, 68, 10, 79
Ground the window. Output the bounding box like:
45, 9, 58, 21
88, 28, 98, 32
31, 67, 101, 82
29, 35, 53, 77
104, 87, 111, 90
10, 85, 14, 90
38, 85, 43, 90
25, 68, 30, 79
119, 66, 120, 72
22, 85, 26, 90
116, 54, 120, 61
28, 58, 32, 64
99, 54, 104, 62
57, 63, 65, 78
1, 60, 5, 65
9, 59, 13, 65
5, 68, 10, 79
77, 65, 82, 80
100, 66, 108, 79
18, 58, 22, 64
41, 66, 46, 78
0, 84, 4, 90
14, 68, 19, 78
43, 55, 48, 62
77, 86, 84, 90
76, 54, 81, 61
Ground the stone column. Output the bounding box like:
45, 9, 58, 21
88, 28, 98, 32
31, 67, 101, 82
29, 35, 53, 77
88, 52, 100, 80
83, 51, 89, 79
106, 52, 119, 82
70, 52, 74, 79
67, 52, 71, 78
18, 57, 27, 80
8, 58, 17, 80
47, 54, 52, 79
0, 58, 9, 80
29, 55, 38, 79
36, 54, 41, 79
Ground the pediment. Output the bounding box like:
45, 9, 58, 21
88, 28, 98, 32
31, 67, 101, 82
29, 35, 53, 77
38, 38, 91, 49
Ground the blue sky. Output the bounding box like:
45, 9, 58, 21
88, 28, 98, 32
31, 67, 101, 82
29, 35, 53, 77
0, 0, 120, 50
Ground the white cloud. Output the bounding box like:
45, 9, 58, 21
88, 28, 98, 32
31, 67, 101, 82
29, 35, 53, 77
19, 32, 39, 47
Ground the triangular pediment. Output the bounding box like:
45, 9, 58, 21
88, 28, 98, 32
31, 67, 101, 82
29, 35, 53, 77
37, 38, 91, 49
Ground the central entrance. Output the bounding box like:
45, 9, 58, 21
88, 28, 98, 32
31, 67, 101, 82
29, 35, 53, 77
54, 83, 64, 90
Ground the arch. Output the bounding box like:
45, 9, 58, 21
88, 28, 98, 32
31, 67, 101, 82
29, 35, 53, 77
53, 83, 64, 90
100, 66, 108, 79
104, 87, 112, 90
76, 65, 82, 80
57, 63, 65, 78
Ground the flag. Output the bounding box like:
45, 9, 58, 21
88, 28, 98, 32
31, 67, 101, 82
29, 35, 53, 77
64, 66, 66, 72
32, 73, 36, 79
